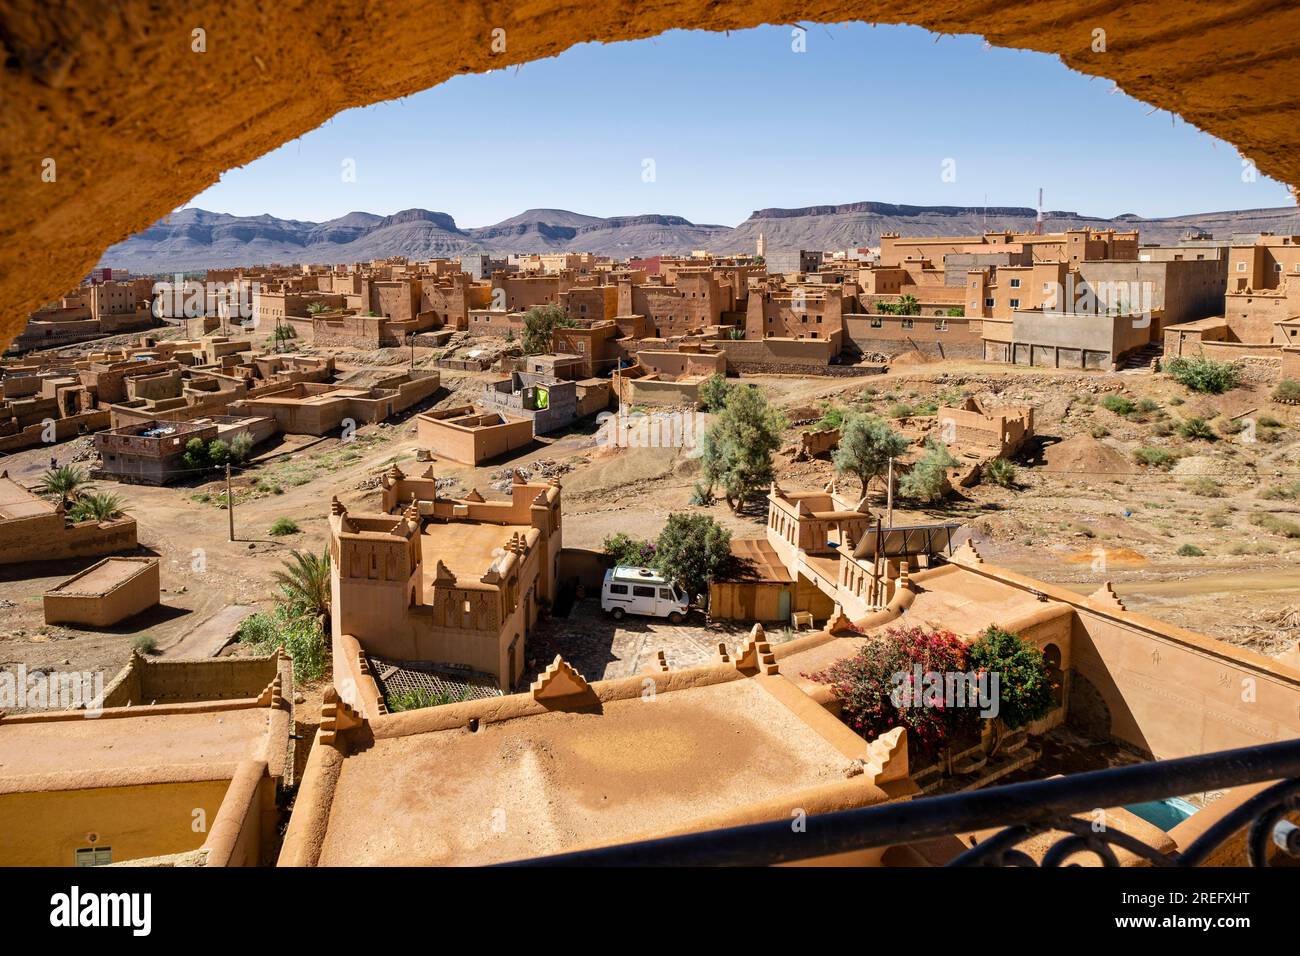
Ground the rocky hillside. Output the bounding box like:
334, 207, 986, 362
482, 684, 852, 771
101, 202, 1300, 272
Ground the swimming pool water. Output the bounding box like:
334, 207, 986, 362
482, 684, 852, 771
1124, 797, 1199, 832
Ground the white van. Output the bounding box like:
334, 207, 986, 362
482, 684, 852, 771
601, 566, 691, 623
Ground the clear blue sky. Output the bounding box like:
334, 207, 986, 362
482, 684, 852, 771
185, 23, 1292, 227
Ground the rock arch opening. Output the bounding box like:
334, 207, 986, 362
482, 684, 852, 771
3, 2, 1300, 347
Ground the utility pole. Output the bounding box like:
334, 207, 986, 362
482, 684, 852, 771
226, 462, 235, 542
883, 457, 894, 530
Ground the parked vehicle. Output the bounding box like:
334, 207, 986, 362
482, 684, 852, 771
601, 566, 691, 623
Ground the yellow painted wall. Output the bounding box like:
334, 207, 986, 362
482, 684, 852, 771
0, 779, 229, 866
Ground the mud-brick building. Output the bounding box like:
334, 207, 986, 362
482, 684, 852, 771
328, 468, 563, 698
0, 651, 293, 867
0, 471, 137, 566
415, 404, 533, 465
43, 556, 160, 627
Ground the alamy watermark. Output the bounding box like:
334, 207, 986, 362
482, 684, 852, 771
596, 408, 707, 458
1042, 274, 1155, 328
0, 665, 104, 717
152, 274, 262, 328
890, 665, 1000, 719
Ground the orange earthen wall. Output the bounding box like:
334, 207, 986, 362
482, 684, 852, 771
0, 779, 230, 866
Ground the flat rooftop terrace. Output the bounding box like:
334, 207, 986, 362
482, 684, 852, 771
0, 475, 56, 519
420, 520, 516, 582
0, 707, 271, 781
899, 564, 1054, 636
47, 557, 152, 597
315, 677, 858, 865
251, 387, 370, 406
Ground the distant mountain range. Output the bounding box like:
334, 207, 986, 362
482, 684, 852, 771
100, 201, 1300, 273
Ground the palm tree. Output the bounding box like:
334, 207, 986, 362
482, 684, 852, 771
273, 549, 331, 626
68, 491, 127, 523
37, 464, 91, 508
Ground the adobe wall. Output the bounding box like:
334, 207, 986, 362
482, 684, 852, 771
1284, 347, 1300, 380
43, 557, 160, 627
626, 377, 701, 407
0, 778, 230, 866
0, 409, 111, 452
715, 337, 840, 370
417, 408, 533, 465
0, 513, 138, 566
1069, 607, 1300, 760
944, 552, 1300, 761
842, 315, 982, 360
201, 760, 277, 867
102, 652, 285, 708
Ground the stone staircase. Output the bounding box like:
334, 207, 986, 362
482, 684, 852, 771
1117, 342, 1163, 371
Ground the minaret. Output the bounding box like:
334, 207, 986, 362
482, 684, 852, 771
756, 232, 766, 259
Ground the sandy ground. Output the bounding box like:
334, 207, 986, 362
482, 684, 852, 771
2, 347, 1297, 710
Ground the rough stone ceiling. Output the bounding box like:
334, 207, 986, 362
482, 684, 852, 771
3, 1, 1300, 349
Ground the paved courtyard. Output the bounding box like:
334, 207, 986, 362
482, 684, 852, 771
521, 599, 765, 686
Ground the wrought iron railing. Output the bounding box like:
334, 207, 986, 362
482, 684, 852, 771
510, 738, 1300, 867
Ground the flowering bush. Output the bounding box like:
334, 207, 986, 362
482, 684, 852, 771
807, 624, 976, 759
602, 532, 656, 567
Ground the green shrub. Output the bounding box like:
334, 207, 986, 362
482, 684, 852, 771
967, 625, 1056, 730
1177, 417, 1216, 441
1133, 447, 1176, 470
1217, 417, 1246, 437
1101, 395, 1135, 415
688, 481, 713, 506
1257, 415, 1283, 428
1135, 398, 1160, 414
888, 402, 915, 419
1230, 541, 1277, 556
1261, 481, 1300, 501
1151, 421, 1173, 437
816, 402, 845, 431
1176, 543, 1205, 557
387, 687, 471, 712
268, 517, 300, 536
1272, 379, 1300, 403
237, 608, 326, 682
132, 634, 159, 655
229, 432, 256, 463
1184, 476, 1223, 498
1090, 424, 1110, 439
1165, 357, 1239, 394
603, 532, 655, 567
984, 457, 1017, 488
207, 438, 231, 467
697, 373, 732, 412
1250, 512, 1300, 538
899, 440, 958, 503
180, 436, 209, 472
